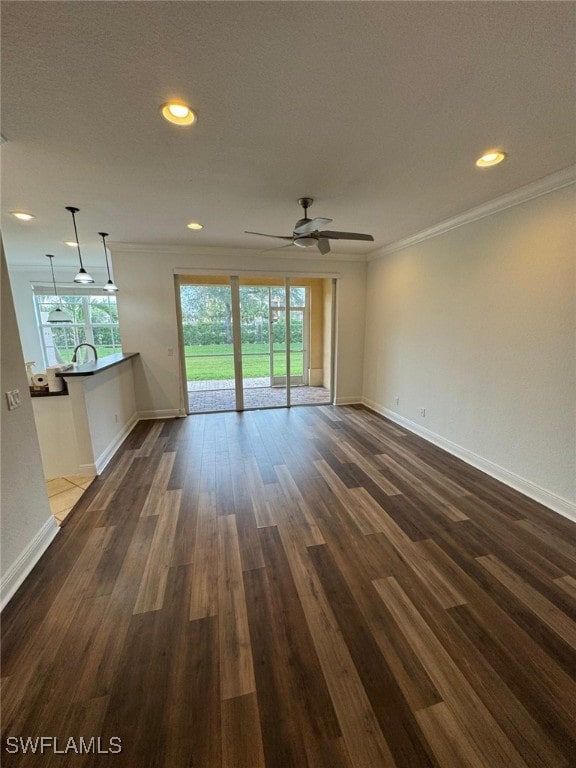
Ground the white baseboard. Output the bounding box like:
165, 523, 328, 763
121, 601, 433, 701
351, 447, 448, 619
94, 413, 139, 473
137, 409, 184, 420
335, 396, 362, 405
362, 397, 576, 523
1, 516, 59, 611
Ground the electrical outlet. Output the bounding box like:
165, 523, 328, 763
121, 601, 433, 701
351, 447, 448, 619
167, 347, 174, 357
6, 389, 21, 410
420, 408, 426, 417
394, 396, 400, 406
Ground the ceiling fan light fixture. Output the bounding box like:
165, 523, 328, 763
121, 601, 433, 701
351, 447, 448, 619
294, 236, 317, 249
476, 149, 506, 167
161, 101, 196, 126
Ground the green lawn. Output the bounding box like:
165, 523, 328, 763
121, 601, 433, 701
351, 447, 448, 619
59, 344, 303, 381
184, 343, 303, 380
59, 346, 119, 362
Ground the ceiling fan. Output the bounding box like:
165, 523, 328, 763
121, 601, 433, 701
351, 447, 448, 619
245, 197, 374, 255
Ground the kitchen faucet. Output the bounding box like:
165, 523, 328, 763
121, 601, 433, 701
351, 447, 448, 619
71, 343, 98, 363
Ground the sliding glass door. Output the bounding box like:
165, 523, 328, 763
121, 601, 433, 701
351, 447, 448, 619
179, 276, 333, 413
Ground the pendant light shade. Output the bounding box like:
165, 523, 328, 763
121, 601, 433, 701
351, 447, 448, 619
99, 232, 118, 292
46, 254, 72, 324
66, 206, 94, 284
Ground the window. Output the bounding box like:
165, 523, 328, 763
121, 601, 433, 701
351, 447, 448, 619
34, 293, 121, 366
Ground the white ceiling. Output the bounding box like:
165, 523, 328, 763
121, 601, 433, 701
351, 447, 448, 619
2, 1, 575, 267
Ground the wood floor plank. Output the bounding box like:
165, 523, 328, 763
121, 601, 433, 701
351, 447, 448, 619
244, 456, 276, 528
189, 491, 219, 620
218, 514, 256, 700
274, 464, 325, 546
221, 693, 265, 768
134, 419, 164, 457
86, 448, 136, 512
133, 489, 182, 613
554, 574, 576, 600
139, 451, 176, 516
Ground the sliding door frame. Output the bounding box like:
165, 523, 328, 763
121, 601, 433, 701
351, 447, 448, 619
175, 269, 338, 414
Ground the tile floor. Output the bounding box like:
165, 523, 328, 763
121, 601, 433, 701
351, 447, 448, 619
188, 377, 331, 413
45, 475, 94, 525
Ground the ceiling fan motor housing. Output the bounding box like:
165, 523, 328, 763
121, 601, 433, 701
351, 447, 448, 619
294, 236, 317, 248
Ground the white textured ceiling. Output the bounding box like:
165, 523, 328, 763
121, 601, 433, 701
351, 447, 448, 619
2, 1, 575, 267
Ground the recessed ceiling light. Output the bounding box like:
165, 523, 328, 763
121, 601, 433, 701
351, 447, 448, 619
65, 240, 78, 247
11, 211, 35, 221
187, 222, 203, 230
476, 150, 506, 168
161, 101, 196, 126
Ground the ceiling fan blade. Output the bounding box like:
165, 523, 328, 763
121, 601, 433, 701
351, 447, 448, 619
317, 238, 331, 255
245, 231, 293, 240
318, 230, 374, 241
293, 217, 333, 235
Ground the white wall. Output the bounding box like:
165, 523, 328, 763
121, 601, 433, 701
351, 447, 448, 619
82, 360, 138, 469
112, 246, 367, 416
1, 242, 58, 609
363, 184, 576, 516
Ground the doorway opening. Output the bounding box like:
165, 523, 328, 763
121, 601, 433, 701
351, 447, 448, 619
178, 275, 334, 413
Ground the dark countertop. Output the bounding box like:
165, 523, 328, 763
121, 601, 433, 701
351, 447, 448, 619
56, 352, 139, 377
30, 386, 69, 398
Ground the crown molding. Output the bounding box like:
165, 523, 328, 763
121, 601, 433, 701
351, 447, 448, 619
109, 242, 367, 263
368, 164, 576, 261
7, 264, 108, 276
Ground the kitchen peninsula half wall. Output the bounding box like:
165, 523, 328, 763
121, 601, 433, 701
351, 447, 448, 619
32, 353, 139, 479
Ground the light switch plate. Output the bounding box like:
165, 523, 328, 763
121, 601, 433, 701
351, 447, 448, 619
6, 389, 21, 410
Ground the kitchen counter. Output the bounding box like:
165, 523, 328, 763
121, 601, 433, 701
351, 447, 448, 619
56, 352, 139, 377
32, 353, 139, 479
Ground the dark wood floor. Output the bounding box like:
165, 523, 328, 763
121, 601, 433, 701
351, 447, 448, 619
2, 405, 576, 767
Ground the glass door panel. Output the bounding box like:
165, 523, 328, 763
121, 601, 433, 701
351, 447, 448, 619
181, 284, 236, 413
240, 285, 287, 409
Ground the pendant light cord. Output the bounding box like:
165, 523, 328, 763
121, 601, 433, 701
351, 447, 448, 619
99, 232, 112, 280
70, 209, 85, 269
47, 254, 65, 309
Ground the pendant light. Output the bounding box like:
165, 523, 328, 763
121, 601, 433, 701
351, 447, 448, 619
66, 206, 94, 283
98, 232, 118, 292
46, 254, 73, 324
